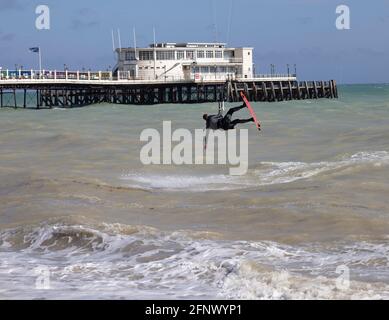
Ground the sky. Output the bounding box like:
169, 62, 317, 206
0, 0, 388, 84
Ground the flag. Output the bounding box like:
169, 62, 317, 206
29, 47, 40, 53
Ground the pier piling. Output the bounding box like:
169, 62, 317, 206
0, 78, 338, 109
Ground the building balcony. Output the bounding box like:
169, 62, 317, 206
227, 58, 244, 63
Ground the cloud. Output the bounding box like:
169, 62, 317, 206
297, 17, 313, 25
78, 7, 95, 16
71, 19, 100, 30
70, 7, 100, 30
0, 31, 16, 42
378, 16, 389, 24
0, 0, 23, 11
355, 48, 386, 57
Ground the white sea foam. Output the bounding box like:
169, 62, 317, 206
120, 173, 250, 191
121, 151, 389, 191
1, 221, 389, 299
257, 151, 389, 185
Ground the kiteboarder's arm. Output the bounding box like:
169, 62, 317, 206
205, 118, 210, 130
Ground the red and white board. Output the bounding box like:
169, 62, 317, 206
240, 92, 261, 131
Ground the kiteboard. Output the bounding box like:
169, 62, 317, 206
240, 92, 261, 131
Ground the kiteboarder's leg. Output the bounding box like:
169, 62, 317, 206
231, 118, 254, 126
226, 104, 246, 116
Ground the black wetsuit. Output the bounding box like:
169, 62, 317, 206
206, 105, 254, 131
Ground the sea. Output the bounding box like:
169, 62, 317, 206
1, 84, 389, 299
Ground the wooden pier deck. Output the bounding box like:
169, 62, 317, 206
0, 75, 338, 109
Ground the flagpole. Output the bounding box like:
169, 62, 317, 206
153, 27, 156, 80
133, 27, 137, 60
39, 47, 42, 77
111, 29, 116, 51
117, 29, 122, 52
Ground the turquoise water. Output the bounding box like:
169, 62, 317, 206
1, 84, 389, 299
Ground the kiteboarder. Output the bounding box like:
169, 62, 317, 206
203, 103, 255, 131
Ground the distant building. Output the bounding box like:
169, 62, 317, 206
115, 43, 254, 81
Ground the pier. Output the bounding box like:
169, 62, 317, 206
0, 71, 338, 109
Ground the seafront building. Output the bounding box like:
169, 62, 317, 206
114, 42, 255, 81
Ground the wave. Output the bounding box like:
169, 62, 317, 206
0, 173, 149, 196
121, 151, 389, 191
120, 173, 250, 191
1, 219, 389, 299
255, 151, 389, 185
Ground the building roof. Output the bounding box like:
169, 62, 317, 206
116, 43, 253, 52
150, 42, 227, 48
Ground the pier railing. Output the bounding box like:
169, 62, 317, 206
0, 69, 297, 83
254, 74, 297, 79
0, 70, 114, 81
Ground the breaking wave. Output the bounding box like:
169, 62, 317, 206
121, 151, 389, 191
1, 219, 389, 299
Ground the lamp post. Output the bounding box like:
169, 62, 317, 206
287, 64, 290, 77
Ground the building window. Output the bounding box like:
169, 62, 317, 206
227, 66, 236, 73
139, 51, 154, 61
193, 66, 200, 73
125, 51, 136, 61
157, 51, 175, 60
210, 66, 217, 73
206, 51, 214, 59
197, 51, 205, 59
177, 51, 185, 60
218, 66, 227, 73
215, 51, 223, 59
186, 51, 194, 60
200, 66, 209, 73
224, 51, 234, 59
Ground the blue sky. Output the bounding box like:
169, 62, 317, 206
0, 0, 388, 84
